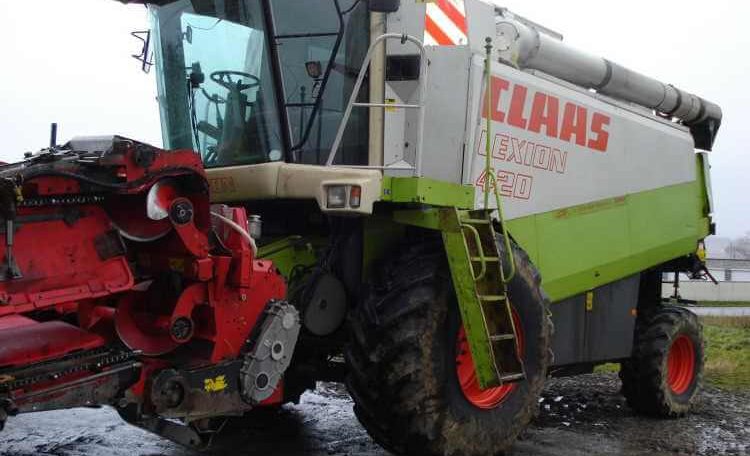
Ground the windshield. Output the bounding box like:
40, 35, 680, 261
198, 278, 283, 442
150, 0, 284, 167
269, 0, 368, 165
149, 0, 368, 168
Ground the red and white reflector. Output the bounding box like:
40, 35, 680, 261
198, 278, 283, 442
349, 185, 362, 208
424, 0, 468, 46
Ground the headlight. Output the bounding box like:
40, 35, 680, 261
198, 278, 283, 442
326, 185, 347, 208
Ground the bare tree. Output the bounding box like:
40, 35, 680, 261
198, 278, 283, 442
726, 232, 750, 259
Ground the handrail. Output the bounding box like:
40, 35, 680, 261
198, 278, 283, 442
482, 38, 516, 283
326, 33, 427, 175
461, 223, 487, 282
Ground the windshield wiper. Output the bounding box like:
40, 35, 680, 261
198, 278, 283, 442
186, 62, 207, 152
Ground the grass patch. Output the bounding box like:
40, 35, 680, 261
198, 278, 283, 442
594, 363, 620, 374
696, 301, 750, 308
590, 317, 750, 390
701, 316, 750, 390
701, 315, 750, 329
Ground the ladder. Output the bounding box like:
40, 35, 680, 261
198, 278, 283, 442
442, 38, 525, 389
442, 208, 525, 389
326, 33, 428, 174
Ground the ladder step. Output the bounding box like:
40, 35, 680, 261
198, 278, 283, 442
478, 295, 506, 302
461, 218, 491, 225
470, 256, 500, 262
490, 334, 516, 342
498, 373, 525, 383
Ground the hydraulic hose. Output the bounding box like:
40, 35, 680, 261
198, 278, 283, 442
210, 211, 258, 256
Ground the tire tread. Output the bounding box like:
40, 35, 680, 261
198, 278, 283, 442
346, 238, 551, 455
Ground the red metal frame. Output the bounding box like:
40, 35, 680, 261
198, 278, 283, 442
0, 320, 106, 368
0, 205, 134, 317
0, 139, 287, 422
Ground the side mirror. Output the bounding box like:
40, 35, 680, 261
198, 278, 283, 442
131, 30, 154, 74
368, 0, 400, 13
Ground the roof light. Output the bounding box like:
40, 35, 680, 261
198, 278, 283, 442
305, 61, 323, 79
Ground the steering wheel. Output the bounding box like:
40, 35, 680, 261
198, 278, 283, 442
210, 70, 260, 92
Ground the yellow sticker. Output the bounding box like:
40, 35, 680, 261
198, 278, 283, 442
169, 258, 185, 273
204, 375, 227, 393
385, 98, 398, 113
585, 292, 594, 312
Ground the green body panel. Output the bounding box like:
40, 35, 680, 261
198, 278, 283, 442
392, 208, 443, 230
389, 176, 708, 384
257, 236, 319, 278
506, 180, 709, 303
382, 176, 475, 208
254, 164, 709, 387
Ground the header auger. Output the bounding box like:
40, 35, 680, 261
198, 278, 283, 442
0, 137, 294, 445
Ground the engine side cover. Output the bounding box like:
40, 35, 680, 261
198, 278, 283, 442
240, 301, 300, 404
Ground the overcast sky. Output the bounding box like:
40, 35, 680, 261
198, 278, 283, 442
0, 0, 747, 238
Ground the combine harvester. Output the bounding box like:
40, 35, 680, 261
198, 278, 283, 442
0, 0, 721, 454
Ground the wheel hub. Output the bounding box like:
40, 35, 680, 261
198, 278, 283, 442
667, 334, 695, 395
455, 307, 524, 409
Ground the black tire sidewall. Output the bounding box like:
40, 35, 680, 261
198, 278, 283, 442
621, 306, 704, 417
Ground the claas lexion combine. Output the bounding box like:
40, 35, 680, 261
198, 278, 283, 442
0, 0, 722, 454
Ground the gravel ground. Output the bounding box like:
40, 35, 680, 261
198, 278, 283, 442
0, 374, 747, 456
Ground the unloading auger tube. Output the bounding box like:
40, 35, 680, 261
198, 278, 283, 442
494, 10, 722, 151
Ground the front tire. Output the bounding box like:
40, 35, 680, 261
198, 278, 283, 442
346, 240, 551, 456
620, 305, 704, 417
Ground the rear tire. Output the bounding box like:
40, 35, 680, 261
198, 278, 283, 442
620, 305, 704, 417
345, 239, 551, 456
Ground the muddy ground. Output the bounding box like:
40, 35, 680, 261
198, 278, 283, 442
0, 373, 747, 456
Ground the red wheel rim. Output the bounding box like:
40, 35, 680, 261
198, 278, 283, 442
667, 334, 696, 395
455, 308, 524, 409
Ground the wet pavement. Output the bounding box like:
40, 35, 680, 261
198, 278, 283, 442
0, 374, 747, 456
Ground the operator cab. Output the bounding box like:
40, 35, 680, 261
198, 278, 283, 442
149, 0, 370, 169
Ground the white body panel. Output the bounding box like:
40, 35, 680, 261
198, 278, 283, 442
406, 46, 472, 182
380, 0, 705, 219
464, 57, 697, 219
